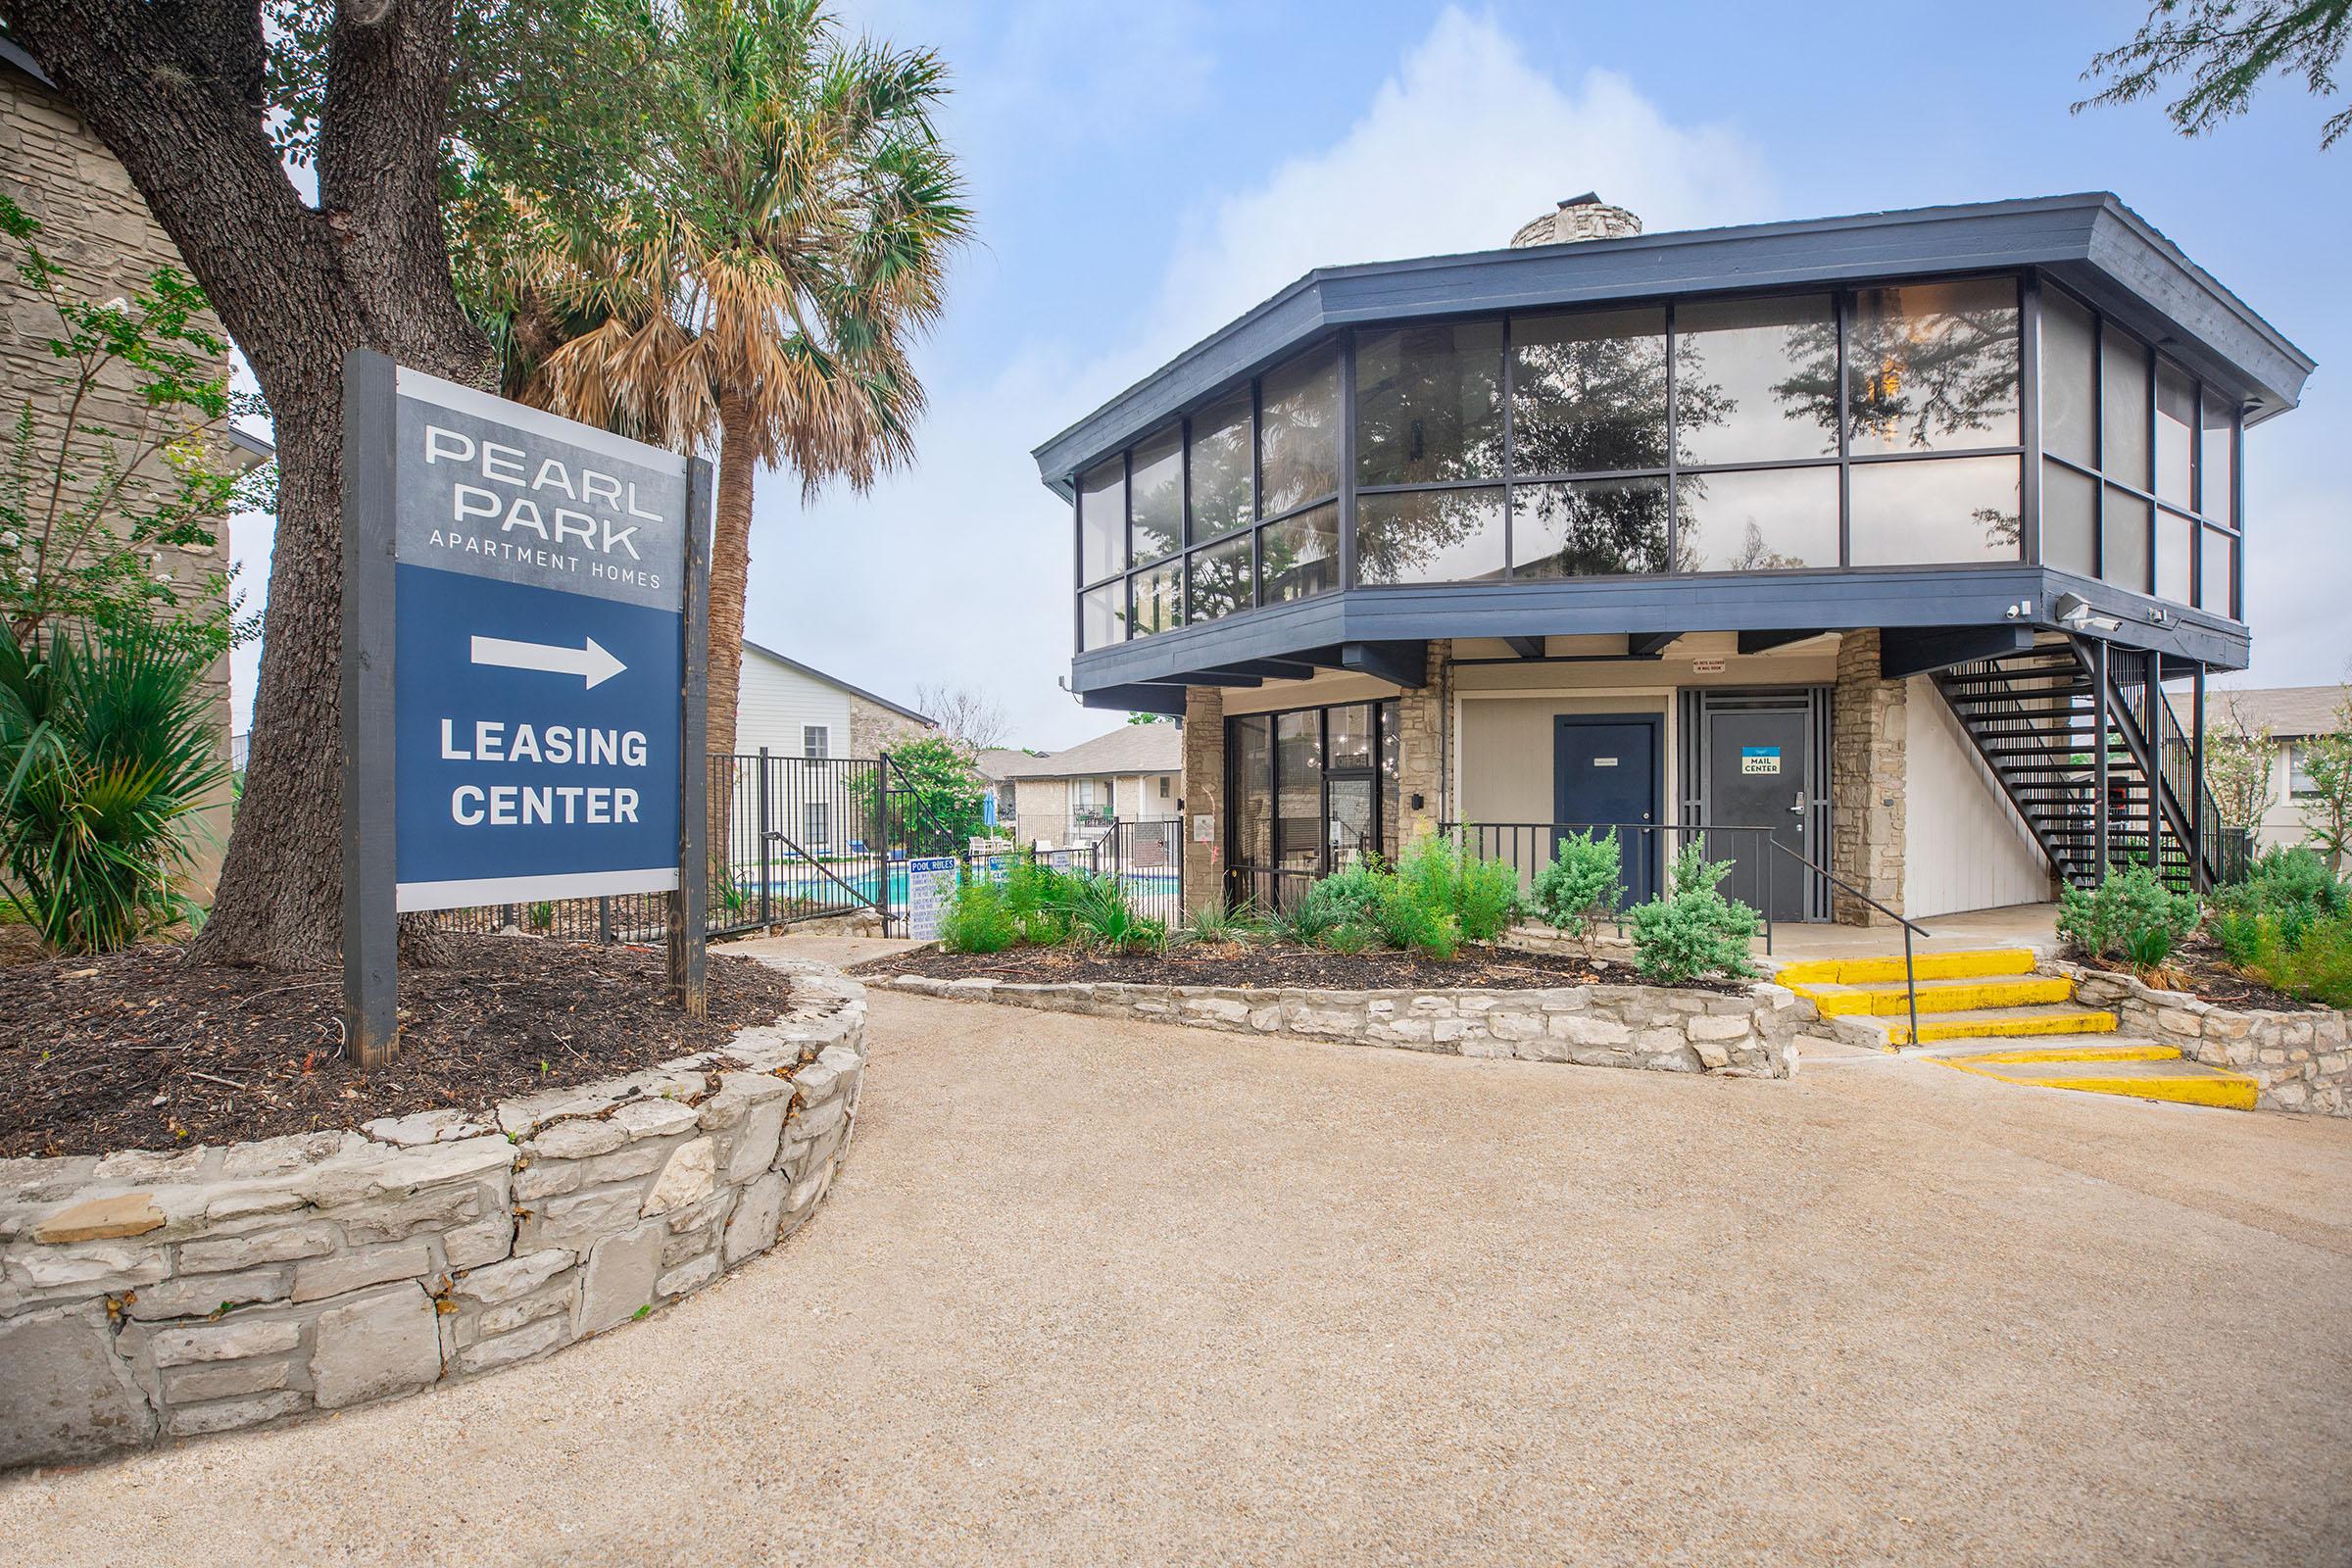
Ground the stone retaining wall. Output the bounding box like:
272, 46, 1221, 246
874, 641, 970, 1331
0, 956, 866, 1470
2058, 963, 2350, 1116
886, 971, 1798, 1078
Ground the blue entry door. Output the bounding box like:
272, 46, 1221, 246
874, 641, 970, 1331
1553, 715, 1660, 906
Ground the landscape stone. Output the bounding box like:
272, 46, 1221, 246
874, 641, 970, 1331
148, 1316, 302, 1367
642, 1138, 717, 1216
310, 1284, 442, 1409
292, 1242, 433, 1303
163, 1389, 308, 1437
576, 1221, 664, 1334
125, 1267, 288, 1320
31, 1191, 166, 1243
0, 1302, 155, 1467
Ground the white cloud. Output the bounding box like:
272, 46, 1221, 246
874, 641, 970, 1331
745, 8, 1774, 750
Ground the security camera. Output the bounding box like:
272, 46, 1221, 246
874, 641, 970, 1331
2052, 591, 2121, 634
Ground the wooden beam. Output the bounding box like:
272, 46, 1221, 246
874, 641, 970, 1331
1338, 640, 1429, 688
1879, 625, 2036, 680
1076, 683, 1188, 715
1625, 631, 1678, 657
1737, 627, 1825, 655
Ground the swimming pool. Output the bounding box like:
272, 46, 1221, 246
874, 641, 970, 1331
730, 863, 1181, 907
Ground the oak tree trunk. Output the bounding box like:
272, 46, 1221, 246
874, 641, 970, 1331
4, 0, 490, 969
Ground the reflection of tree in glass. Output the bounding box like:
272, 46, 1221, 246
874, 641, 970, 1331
1189, 397, 1252, 540
1354, 324, 1503, 485
1258, 510, 1339, 602
1259, 352, 1341, 515
1976, 504, 2022, 550
1776, 291, 2019, 451
1355, 489, 1501, 583
1189, 541, 1251, 619
1726, 522, 1801, 571
1516, 481, 1673, 576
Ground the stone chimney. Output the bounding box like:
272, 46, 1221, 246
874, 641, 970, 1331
1509, 192, 1642, 249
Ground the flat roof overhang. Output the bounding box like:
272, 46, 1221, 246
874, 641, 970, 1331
1067, 567, 2250, 710
1033, 193, 2315, 493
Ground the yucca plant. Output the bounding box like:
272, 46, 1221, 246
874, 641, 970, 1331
0, 622, 226, 953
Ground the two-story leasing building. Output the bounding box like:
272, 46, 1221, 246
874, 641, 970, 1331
1032, 195, 2313, 925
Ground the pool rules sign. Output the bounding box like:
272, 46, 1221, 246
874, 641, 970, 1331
341, 351, 713, 1064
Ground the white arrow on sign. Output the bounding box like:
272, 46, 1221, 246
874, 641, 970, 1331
468, 633, 627, 689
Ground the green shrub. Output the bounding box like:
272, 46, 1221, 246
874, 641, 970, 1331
2057, 863, 2199, 968
1178, 899, 1256, 946
2214, 846, 2345, 944
937, 877, 1015, 954
2222, 909, 2352, 1008
0, 621, 227, 953
1624, 845, 1760, 985
1313, 861, 1388, 927
1372, 874, 1459, 958
1002, 853, 1078, 946
1056, 872, 1165, 954
1396, 834, 1519, 942
1322, 920, 1376, 955
1275, 885, 1343, 946
1529, 828, 1623, 950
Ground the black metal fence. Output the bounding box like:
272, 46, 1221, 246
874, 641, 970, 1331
1442, 820, 1788, 949
962, 815, 1187, 929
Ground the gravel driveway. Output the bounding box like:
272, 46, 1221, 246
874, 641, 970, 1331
6, 961, 2348, 1565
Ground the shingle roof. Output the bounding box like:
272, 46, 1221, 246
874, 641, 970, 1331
2205, 686, 2349, 740
989, 724, 1182, 780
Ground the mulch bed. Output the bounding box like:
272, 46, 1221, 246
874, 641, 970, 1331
2075, 938, 2324, 1014
852, 940, 1748, 996
0, 936, 795, 1159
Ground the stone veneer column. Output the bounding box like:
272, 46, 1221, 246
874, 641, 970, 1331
1180, 686, 1224, 914
1829, 631, 1907, 925
1392, 640, 1449, 849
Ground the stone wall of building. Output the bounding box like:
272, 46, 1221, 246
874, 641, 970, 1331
0, 956, 867, 1471
884, 968, 1798, 1078
0, 56, 240, 890
1181, 687, 1224, 914
2059, 963, 2351, 1116
847, 696, 931, 761
1394, 641, 1448, 849
1830, 631, 1906, 925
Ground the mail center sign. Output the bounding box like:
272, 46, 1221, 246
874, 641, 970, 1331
384, 368, 690, 909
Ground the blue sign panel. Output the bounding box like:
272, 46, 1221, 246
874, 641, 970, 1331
386, 368, 691, 911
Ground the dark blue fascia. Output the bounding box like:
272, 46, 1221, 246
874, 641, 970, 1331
1066, 567, 2250, 696
1032, 193, 2315, 496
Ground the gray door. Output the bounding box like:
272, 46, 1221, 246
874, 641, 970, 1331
1704, 704, 1812, 920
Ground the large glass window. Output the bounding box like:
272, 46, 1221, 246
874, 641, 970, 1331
2155, 363, 2195, 509
1130, 558, 1183, 638
1355, 321, 1502, 486
1078, 581, 1121, 652
2199, 525, 2235, 616
1274, 711, 1323, 871
1078, 458, 1125, 584
1259, 342, 1342, 516
1511, 477, 1671, 577
2040, 290, 2098, 468
1231, 714, 1272, 865
2200, 391, 2235, 524
1847, 278, 2020, 455
1227, 701, 1400, 905
1189, 532, 1252, 622
1672, 294, 1838, 466
1849, 457, 2021, 565
2103, 485, 2152, 593
1261, 502, 1339, 603
2101, 325, 2152, 488
2040, 459, 2097, 578
1675, 466, 1839, 572
1354, 487, 1504, 585
1511, 307, 1669, 475
1188, 388, 1252, 541
1128, 425, 1183, 564
2155, 509, 2194, 604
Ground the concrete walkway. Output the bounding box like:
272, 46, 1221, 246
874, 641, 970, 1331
5, 959, 2347, 1565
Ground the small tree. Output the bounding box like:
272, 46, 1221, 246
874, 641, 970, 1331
872, 734, 986, 851
1530, 827, 1624, 956
0, 193, 263, 659
2204, 714, 2278, 833
2297, 688, 2352, 873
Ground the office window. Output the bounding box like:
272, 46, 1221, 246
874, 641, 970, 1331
1510, 307, 1669, 475
1189, 388, 1253, 541
1355, 487, 1505, 585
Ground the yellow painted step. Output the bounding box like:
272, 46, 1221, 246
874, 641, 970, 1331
1941, 1055, 2257, 1111
1774, 948, 2039, 988
1794, 974, 2077, 1017
1878, 1004, 2120, 1048
1945, 1040, 2181, 1065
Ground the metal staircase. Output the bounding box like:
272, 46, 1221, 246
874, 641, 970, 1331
1932, 635, 2248, 894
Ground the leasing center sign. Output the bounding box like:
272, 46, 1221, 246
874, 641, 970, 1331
382, 365, 690, 910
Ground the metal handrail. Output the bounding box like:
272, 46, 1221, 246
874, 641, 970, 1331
1762, 837, 1932, 1048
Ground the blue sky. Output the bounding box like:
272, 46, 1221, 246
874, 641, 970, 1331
231, 1, 2350, 749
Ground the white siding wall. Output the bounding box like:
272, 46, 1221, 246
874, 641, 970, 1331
1902, 677, 2051, 919
735, 653, 852, 761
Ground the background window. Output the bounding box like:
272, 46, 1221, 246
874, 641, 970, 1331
1354, 320, 1502, 487
2156, 511, 2195, 604
1259, 342, 1342, 515
1511, 477, 1670, 577
2290, 745, 2319, 797
1510, 307, 1668, 475
803, 801, 830, 845
1673, 294, 1838, 466
1128, 425, 1183, 564
2198, 525, 2236, 616
1675, 466, 1839, 571
1189, 388, 1252, 541
1354, 487, 1504, 585
802, 725, 829, 760
1848, 457, 2022, 565
1846, 278, 2020, 456
1078, 458, 1126, 583
1189, 532, 1253, 622
1260, 503, 1339, 603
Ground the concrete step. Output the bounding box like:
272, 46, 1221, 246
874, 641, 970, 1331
1773, 947, 2039, 988
1854, 1004, 2121, 1048
1936, 1048, 2257, 1111
1793, 974, 2077, 1018
1921, 1039, 2180, 1065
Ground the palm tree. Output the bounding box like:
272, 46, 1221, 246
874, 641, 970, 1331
464, 0, 970, 760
